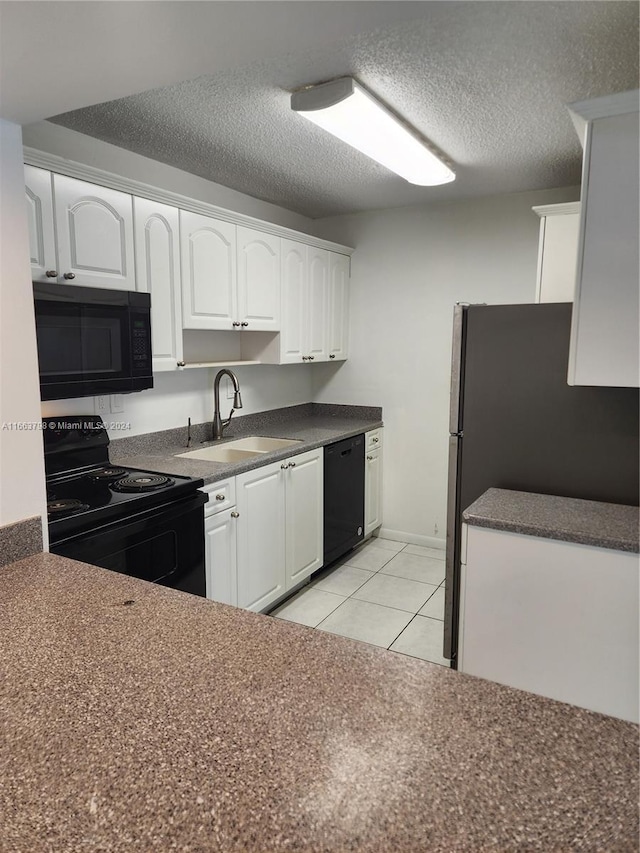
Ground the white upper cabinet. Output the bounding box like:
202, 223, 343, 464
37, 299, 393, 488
276, 241, 349, 364
307, 246, 329, 362
236, 226, 280, 330
280, 239, 308, 364
180, 211, 236, 330
328, 253, 350, 360
567, 92, 639, 387
53, 174, 135, 290
532, 203, 580, 303
133, 197, 183, 372
24, 165, 57, 283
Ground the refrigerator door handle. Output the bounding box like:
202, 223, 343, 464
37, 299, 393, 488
449, 305, 466, 435
443, 433, 462, 662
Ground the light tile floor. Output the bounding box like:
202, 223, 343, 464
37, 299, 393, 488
270, 537, 450, 667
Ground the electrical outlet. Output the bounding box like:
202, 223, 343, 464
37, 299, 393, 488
95, 395, 109, 415
110, 394, 124, 414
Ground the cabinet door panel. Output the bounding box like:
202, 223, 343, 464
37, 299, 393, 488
236, 463, 286, 611
365, 448, 382, 535
237, 227, 280, 330
286, 449, 323, 587
181, 211, 236, 329
53, 174, 135, 290
25, 165, 57, 282
280, 240, 307, 363
205, 508, 238, 606
328, 252, 350, 360
134, 198, 182, 371
307, 246, 329, 361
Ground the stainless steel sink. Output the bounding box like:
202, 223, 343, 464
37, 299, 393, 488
175, 436, 302, 463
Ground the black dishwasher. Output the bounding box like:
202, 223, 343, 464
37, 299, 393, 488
323, 434, 365, 565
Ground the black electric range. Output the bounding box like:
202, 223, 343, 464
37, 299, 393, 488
45, 416, 207, 597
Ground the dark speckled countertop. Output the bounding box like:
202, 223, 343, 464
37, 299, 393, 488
463, 488, 639, 553
1, 553, 638, 852
110, 403, 383, 485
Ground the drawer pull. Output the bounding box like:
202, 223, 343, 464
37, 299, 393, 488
367, 455, 374, 461
215, 494, 225, 501
372, 437, 379, 443
231, 511, 239, 518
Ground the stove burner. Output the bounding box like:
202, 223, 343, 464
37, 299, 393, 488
47, 498, 90, 517
90, 467, 128, 482
111, 474, 173, 492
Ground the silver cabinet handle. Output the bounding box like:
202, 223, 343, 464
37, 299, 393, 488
372, 437, 379, 443
215, 494, 225, 501
302, 356, 309, 361
232, 321, 241, 327
241, 321, 248, 327
177, 361, 186, 367
329, 354, 336, 359
45, 270, 58, 278
367, 455, 374, 461
281, 463, 289, 469
230, 511, 239, 518
63, 272, 75, 280
289, 461, 296, 468
308, 355, 315, 360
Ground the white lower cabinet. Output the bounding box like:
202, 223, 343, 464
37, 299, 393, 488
236, 462, 287, 611
205, 508, 238, 607
459, 523, 639, 723
205, 448, 323, 613
365, 429, 383, 535
284, 449, 324, 588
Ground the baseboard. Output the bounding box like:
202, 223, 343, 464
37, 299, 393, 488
377, 527, 446, 551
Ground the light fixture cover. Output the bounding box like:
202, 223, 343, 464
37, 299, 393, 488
291, 78, 455, 186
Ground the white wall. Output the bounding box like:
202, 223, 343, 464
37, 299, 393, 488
0, 120, 47, 532
312, 186, 579, 547
42, 364, 314, 439
22, 121, 315, 234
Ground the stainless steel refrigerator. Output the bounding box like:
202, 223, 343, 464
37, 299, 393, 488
444, 303, 639, 665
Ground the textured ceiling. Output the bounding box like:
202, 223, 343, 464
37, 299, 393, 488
49, 2, 639, 218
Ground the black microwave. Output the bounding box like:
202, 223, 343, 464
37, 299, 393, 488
33, 282, 153, 401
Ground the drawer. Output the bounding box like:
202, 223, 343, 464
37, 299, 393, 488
366, 429, 383, 451
202, 477, 236, 516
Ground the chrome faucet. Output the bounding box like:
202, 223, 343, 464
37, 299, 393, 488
212, 369, 243, 440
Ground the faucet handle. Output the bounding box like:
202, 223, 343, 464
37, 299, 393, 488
222, 409, 235, 430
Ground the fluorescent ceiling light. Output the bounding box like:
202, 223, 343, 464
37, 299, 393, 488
291, 78, 455, 187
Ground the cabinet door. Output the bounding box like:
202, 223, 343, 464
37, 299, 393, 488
280, 240, 307, 363
134, 197, 182, 372
328, 252, 350, 360
53, 174, 135, 290
307, 246, 329, 361
237, 227, 280, 331
568, 110, 639, 387
536, 209, 580, 303
236, 462, 286, 612
180, 211, 237, 330
285, 449, 323, 588
365, 448, 383, 535
25, 166, 57, 283
205, 507, 238, 606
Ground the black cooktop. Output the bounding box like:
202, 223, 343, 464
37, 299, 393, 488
44, 416, 204, 543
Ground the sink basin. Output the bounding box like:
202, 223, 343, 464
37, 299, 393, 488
222, 436, 302, 453
176, 447, 264, 463
175, 436, 302, 463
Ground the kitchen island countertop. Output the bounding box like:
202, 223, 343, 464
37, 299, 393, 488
463, 488, 639, 552
1, 552, 638, 852
109, 403, 383, 485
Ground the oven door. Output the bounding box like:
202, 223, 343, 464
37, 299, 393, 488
50, 493, 207, 597
33, 282, 152, 400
